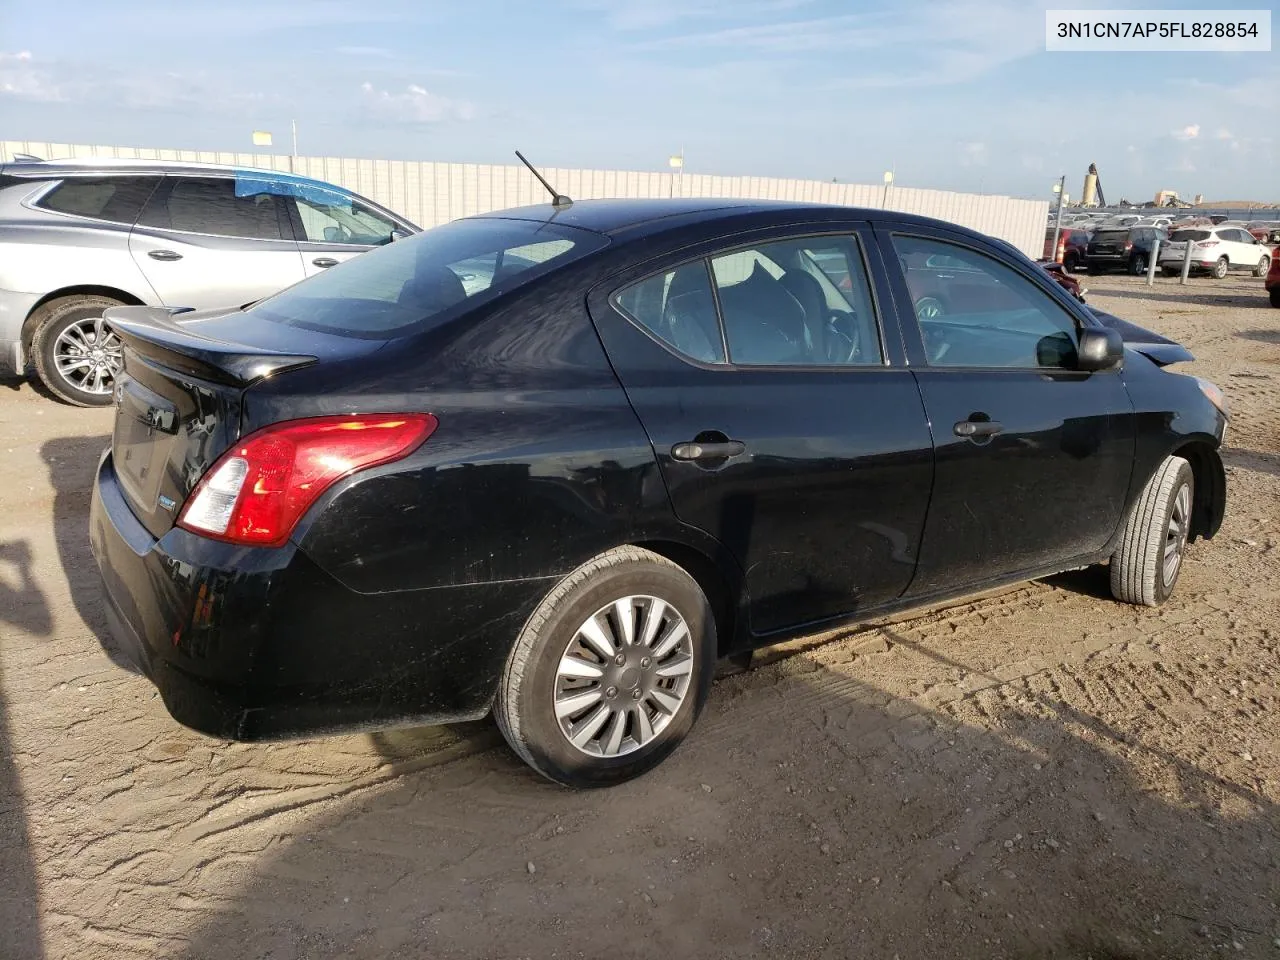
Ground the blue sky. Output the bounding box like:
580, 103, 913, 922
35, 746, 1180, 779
1, 0, 1276, 201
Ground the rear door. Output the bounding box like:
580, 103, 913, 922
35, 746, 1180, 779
129, 176, 307, 310
877, 225, 1135, 597
283, 183, 410, 278
588, 225, 935, 636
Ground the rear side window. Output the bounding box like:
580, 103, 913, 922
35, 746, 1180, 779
1170, 229, 1211, 242
615, 263, 725, 364
137, 177, 289, 240
247, 217, 607, 340
35, 176, 159, 224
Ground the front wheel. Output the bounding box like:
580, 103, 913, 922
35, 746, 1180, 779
1110, 456, 1194, 607
1254, 256, 1271, 278
1212, 257, 1229, 280
30, 295, 126, 406
495, 546, 716, 787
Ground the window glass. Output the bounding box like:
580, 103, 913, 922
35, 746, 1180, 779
138, 177, 287, 240
248, 217, 605, 340
1170, 229, 1210, 242
615, 263, 724, 364
710, 235, 882, 366
892, 235, 1080, 369
36, 176, 159, 224
290, 186, 401, 246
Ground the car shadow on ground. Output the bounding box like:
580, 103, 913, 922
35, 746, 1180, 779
1222, 447, 1280, 479
0, 549, 50, 960
161, 651, 1276, 960
38, 434, 137, 673
1236, 329, 1280, 346
1089, 284, 1266, 310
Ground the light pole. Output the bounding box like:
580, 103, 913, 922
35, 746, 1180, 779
1051, 175, 1066, 264
668, 149, 684, 198
882, 169, 894, 208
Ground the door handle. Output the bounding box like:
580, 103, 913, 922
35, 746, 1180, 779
147, 249, 183, 261
954, 419, 1004, 438
671, 440, 746, 461
312, 257, 339, 268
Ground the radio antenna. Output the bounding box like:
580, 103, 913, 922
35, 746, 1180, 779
515, 150, 572, 208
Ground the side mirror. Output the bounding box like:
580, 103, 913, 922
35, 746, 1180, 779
389, 227, 412, 242
1076, 327, 1124, 372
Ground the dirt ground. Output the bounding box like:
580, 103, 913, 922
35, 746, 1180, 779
0, 272, 1277, 960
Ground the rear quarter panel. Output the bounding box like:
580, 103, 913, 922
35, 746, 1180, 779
242, 269, 725, 595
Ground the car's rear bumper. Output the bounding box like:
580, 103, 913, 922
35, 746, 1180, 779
90, 451, 553, 740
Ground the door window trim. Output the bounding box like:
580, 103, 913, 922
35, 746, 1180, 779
881, 226, 1115, 375
608, 229, 891, 372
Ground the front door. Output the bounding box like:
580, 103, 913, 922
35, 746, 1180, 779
589, 227, 934, 636
129, 176, 306, 311
877, 227, 1136, 597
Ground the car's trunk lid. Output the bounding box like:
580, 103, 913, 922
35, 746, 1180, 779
105, 305, 371, 539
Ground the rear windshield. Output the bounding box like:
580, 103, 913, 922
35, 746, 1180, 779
1169, 229, 1211, 242
247, 217, 608, 340
1093, 229, 1130, 241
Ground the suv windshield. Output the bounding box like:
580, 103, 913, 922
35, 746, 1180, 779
1169, 230, 1211, 242
247, 217, 607, 340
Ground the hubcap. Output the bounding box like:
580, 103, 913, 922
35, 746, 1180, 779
1163, 483, 1191, 587
53, 317, 123, 396
552, 595, 695, 758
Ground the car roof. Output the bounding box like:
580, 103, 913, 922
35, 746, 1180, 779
0, 157, 347, 193
472, 197, 977, 240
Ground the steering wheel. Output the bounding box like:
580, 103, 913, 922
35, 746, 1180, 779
824, 310, 860, 363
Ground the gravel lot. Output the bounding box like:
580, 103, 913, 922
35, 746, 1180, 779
1, 272, 1277, 960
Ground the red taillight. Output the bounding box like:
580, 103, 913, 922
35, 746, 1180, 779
177, 414, 437, 547
1124, 241, 1133, 251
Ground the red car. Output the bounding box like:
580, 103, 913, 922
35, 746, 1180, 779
1042, 227, 1091, 272
1267, 253, 1280, 308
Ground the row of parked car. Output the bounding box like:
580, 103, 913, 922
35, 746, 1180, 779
1043, 213, 1279, 305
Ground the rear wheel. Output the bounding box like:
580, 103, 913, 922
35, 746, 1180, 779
1063, 251, 1080, 273
1254, 255, 1271, 278
1211, 256, 1229, 280
30, 295, 126, 406
495, 546, 716, 787
1110, 456, 1194, 607
1129, 253, 1147, 275
1270, 288, 1280, 308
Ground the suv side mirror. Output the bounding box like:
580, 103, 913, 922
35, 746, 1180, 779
1076, 327, 1123, 372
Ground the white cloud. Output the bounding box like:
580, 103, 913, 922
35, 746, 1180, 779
0, 50, 65, 102
959, 141, 988, 166
1214, 128, 1233, 140
1172, 124, 1200, 141
360, 82, 474, 123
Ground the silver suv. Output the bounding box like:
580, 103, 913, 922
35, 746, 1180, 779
0, 157, 418, 405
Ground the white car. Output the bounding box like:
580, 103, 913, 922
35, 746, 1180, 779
1158, 225, 1273, 279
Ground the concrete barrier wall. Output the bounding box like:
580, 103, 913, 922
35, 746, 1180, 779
3, 141, 1050, 258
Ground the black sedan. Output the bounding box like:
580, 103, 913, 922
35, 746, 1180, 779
90, 198, 1228, 787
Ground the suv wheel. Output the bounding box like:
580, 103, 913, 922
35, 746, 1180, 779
30, 295, 126, 406
1270, 288, 1280, 308
1110, 456, 1194, 607
1129, 253, 1148, 275
495, 546, 716, 787
1211, 256, 1229, 279
1254, 255, 1271, 278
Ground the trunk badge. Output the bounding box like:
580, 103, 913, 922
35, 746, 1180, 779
158, 495, 177, 512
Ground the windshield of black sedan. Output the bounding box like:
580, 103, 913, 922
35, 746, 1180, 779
248, 217, 607, 339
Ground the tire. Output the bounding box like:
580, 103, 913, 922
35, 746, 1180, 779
1063, 252, 1079, 273
1270, 288, 1280, 308
914, 296, 945, 320
1110, 456, 1194, 607
495, 546, 716, 787
1089, 262, 1107, 275
30, 295, 126, 406
1129, 253, 1147, 276
1254, 256, 1271, 278
1211, 257, 1229, 280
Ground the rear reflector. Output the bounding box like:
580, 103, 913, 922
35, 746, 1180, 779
178, 414, 437, 547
